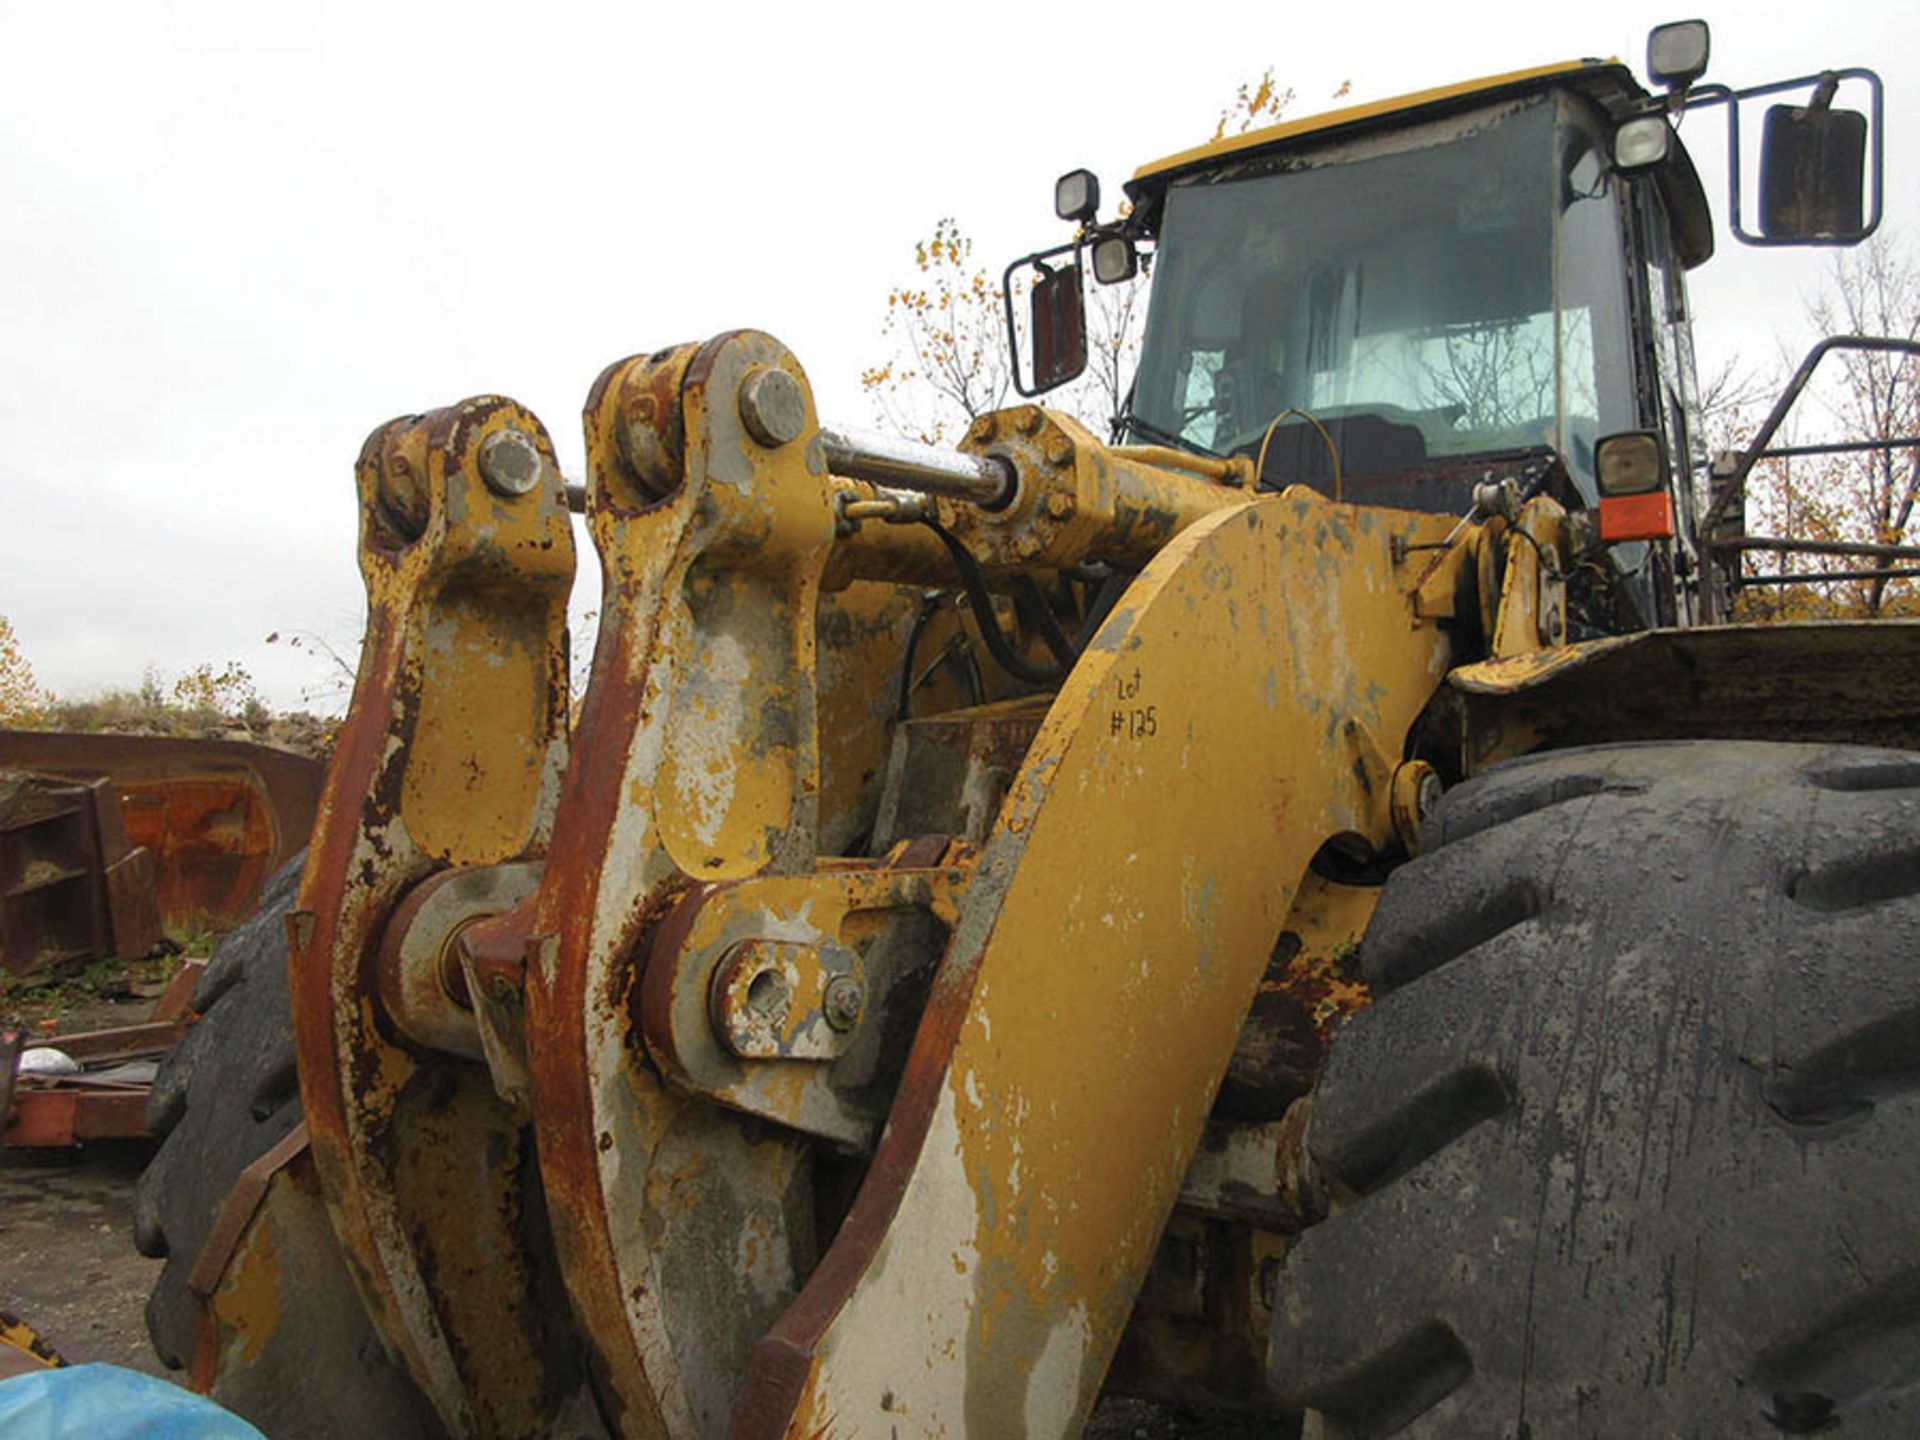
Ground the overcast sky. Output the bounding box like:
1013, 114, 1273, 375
3, 1, 1913, 712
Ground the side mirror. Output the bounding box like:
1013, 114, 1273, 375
1029, 262, 1089, 394
1685, 65, 1882, 248
1003, 246, 1090, 397
1759, 93, 1868, 241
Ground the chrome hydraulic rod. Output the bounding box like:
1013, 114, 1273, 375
565, 430, 1014, 512
821, 425, 1015, 507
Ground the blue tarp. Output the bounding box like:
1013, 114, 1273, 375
0, 1363, 266, 1439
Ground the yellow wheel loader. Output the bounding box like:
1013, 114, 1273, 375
135, 22, 1920, 1438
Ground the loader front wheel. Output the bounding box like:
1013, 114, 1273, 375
133, 856, 439, 1437
1268, 741, 1920, 1438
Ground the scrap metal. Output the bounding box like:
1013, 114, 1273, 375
0, 731, 323, 934
1, 959, 204, 1147
0, 770, 160, 977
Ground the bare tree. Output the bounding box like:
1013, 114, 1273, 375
864, 216, 1146, 444
1696, 353, 1775, 448
861, 218, 1015, 445
1068, 268, 1149, 437
1808, 236, 1920, 613
863, 73, 1350, 448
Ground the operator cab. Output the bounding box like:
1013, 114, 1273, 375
1122, 64, 1709, 525
1009, 24, 1882, 631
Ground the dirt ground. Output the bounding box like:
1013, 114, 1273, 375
0, 1141, 1269, 1437
0, 994, 1273, 1435
1, 991, 173, 1380
0, 1138, 167, 1378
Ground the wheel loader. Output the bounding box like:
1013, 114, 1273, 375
135, 22, 1920, 1438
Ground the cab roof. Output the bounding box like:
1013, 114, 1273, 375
1131, 60, 1630, 190
1125, 58, 1714, 267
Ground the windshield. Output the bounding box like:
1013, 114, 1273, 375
1129, 92, 1637, 502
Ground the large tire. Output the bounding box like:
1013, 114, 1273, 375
133, 856, 436, 1436
135, 857, 307, 1365
1267, 742, 1920, 1438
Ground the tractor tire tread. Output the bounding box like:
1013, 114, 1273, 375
134, 856, 307, 1365
1267, 742, 1920, 1439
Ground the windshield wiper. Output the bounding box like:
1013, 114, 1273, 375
1113, 410, 1223, 459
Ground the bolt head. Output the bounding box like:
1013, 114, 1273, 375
376, 452, 429, 541
822, 974, 865, 1031
1045, 491, 1076, 519
1044, 435, 1075, 467
1389, 760, 1444, 855
969, 415, 998, 444
739, 366, 807, 448
1257, 1256, 1281, 1310
478, 429, 544, 498
1417, 769, 1443, 819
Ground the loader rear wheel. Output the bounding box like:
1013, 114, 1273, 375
1268, 742, 1920, 1438
133, 856, 438, 1437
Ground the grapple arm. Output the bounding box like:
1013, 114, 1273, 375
279, 332, 1495, 1438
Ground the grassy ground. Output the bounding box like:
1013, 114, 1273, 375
1, 952, 188, 1037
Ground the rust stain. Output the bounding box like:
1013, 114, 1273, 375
754, 492, 1461, 1438
291, 394, 578, 1436
263, 321, 1510, 1437
1217, 873, 1377, 1122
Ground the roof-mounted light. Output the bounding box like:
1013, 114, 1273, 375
1054, 169, 1100, 225
1647, 19, 1710, 91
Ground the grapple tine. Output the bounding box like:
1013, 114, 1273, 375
519, 334, 835, 1435
287, 397, 584, 1436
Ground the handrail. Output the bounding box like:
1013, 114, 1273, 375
1700, 334, 1920, 541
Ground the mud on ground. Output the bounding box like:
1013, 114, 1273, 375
0, 1140, 166, 1378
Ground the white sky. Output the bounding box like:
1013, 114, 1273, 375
3, 0, 1914, 712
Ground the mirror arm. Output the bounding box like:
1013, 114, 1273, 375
1670, 67, 1883, 248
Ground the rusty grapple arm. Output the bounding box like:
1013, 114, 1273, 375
279, 330, 1499, 1437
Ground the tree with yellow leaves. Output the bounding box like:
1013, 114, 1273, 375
863, 73, 1349, 448
1212, 69, 1347, 140
862, 218, 1015, 446
0, 614, 47, 725
862, 216, 1148, 444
